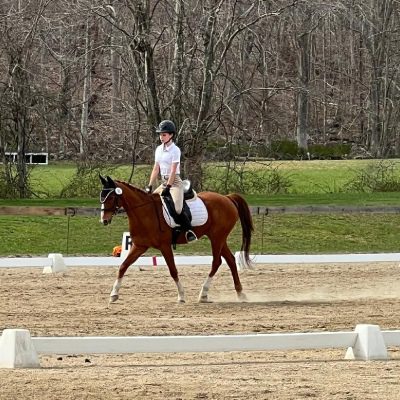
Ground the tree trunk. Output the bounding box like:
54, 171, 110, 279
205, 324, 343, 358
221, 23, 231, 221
14, 64, 30, 198
109, 1, 121, 114
172, 0, 184, 128
80, 17, 92, 155
186, 4, 217, 189
296, 29, 310, 152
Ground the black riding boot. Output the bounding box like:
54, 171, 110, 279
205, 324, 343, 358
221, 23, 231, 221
178, 211, 197, 242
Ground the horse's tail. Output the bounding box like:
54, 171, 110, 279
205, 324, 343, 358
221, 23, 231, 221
226, 193, 254, 269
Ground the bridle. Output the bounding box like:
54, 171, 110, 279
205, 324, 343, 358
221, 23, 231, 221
100, 185, 155, 217
100, 187, 122, 214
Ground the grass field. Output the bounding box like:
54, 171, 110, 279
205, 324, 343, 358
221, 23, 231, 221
1, 158, 400, 205
0, 159, 399, 256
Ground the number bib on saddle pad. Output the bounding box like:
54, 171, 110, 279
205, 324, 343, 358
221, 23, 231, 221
161, 197, 208, 228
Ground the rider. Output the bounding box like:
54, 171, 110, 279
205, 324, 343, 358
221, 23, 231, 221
146, 120, 197, 242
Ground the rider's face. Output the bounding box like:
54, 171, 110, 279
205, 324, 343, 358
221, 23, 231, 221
160, 132, 173, 143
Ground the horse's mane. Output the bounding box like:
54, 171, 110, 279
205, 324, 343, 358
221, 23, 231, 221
115, 180, 147, 195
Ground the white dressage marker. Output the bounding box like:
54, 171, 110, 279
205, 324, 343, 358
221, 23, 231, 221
0, 329, 40, 368
345, 324, 388, 360
43, 253, 67, 274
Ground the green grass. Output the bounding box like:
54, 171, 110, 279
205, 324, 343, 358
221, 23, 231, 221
1, 213, 399, 257
29, 164, 150, 198
1, 159, 399, 256
248, 192, 400, 206
1, 192, 399, 208
23, 159, 400, 197
233, 160, 358, 193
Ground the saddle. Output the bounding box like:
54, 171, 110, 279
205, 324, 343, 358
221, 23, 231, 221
161, 180, 197, 249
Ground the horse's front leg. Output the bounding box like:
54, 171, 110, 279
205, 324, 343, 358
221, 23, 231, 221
175, 280, 185, 304
110, 244, 148, 303
160, 245, 185, 303
199, 276, 213, 303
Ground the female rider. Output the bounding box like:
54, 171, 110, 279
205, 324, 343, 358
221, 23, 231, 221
146, 120, 197, 242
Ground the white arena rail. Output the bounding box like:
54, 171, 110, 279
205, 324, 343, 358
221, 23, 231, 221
32, 331, 357, 354
1, 230, 399, 270
0, 252, 400, 272
1, 325, 399, 368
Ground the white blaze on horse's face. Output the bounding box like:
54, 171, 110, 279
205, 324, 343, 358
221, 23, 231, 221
100, 203, 106, 224
100, 199, 112, 225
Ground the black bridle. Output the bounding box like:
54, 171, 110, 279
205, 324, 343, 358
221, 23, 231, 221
100, 184, 156, 219
100, 188, 122, 214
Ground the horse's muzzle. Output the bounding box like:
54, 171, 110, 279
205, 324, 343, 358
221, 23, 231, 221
102, 219, 111, 226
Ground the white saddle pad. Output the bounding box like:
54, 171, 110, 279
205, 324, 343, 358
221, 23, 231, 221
162, 197, 208, 228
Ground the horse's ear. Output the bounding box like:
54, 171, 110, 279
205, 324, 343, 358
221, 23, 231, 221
99, 174, 108, 187
106, 176, 116, 188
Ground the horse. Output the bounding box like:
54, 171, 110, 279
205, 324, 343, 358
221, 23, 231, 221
99, 175, 254, 303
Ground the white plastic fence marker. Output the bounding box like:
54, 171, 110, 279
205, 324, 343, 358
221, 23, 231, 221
1, 324, 395, 368
43, 253, 67, 274
1, 253, 400, 269
0, 329, 40, 368
345, 324, 388, 361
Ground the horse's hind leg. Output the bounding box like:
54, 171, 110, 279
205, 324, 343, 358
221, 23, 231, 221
109, 245, 148, 303
221, 243, 247, 302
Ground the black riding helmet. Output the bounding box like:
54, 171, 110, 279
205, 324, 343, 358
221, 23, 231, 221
156, 120, 176, 135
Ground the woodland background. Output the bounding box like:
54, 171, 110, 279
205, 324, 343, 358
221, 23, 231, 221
1, 0, 400, 196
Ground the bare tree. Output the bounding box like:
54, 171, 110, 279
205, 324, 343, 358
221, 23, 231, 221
358, 0, 398, 156
0, 0, 51, 197
1, 0, 400, 199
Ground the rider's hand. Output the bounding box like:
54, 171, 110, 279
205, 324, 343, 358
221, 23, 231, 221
161, 184, 171, 196
145, 185, 152, 194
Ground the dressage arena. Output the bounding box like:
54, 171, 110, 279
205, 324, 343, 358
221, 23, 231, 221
1, 261, 400, 399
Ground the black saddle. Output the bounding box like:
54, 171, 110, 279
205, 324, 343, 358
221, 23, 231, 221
162, 195, 192, 225
182, 180, 195, 201
162, 180, 195, 249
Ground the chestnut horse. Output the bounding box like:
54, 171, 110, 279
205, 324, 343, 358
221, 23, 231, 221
99, 175, 253, 303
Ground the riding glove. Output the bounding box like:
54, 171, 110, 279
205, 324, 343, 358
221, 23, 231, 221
145, 185, 152, 194
161, 185, 171, 196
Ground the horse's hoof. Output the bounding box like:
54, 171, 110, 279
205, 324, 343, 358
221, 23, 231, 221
237, 292, 248, 302
109, 295, 119, 303
178, 298, 186, 304
199, 296, 212, 303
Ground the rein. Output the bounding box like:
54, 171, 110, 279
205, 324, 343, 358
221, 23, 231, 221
117, 183, 164, 231
117, 182, 155, 211
101, 183, 162, 225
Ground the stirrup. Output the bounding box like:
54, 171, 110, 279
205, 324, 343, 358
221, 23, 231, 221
185, 230, 197, 242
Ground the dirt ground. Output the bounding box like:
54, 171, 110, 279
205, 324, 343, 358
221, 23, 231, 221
1, 262, 400, 399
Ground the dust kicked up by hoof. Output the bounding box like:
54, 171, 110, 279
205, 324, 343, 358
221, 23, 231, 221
198, 296, 213, 303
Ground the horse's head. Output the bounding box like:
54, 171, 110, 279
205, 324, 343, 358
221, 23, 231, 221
99, 175, 123, 225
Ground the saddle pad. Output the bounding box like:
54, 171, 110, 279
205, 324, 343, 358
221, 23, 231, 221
162, 197, 208, 228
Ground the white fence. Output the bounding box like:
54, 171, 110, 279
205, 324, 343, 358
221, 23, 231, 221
3, 152, 48, 165
1, 252, 400, 272
1, 324, 399, 368
1, 229, 399, 270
